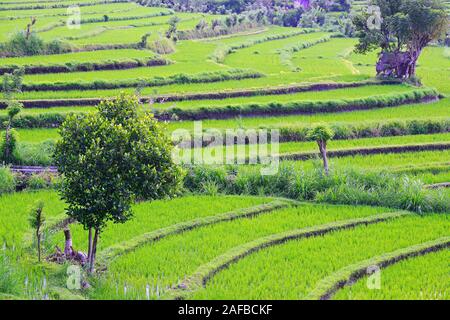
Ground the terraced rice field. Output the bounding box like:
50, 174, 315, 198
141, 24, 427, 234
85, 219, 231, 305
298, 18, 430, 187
333, 249, 449, 300
0, 0, 448, 301
190, 214, 449, 300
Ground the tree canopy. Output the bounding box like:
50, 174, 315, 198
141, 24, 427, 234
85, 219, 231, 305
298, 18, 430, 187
354, 0, 448, 54
55, 94, 184, 271
353, 0, 448, 78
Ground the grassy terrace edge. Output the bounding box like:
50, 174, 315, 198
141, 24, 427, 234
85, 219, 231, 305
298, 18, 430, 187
279, 142, 450, 161
154, 88, 440, 121
0, 57, 171, 75
97, 200, 292, 267
18, 69, 264, 92
7, 80, 402, 108
306, 237, 450, 300
165, 210, 411, 300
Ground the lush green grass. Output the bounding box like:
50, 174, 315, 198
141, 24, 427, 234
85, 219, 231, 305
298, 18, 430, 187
176, 133, 450, 163
0, 3, 148, 20
166, 98, 450, 132
15, 129, 61, 143
0, 4, 173, 42
22, 41, 227, 84
0, 49, 157, 66
37, 13, 199, 42
14, 73, 370, 100
0, 0, 126, 10
0, 16, 61, 42
0, 191, 65, 247
146, 84, 416, 111
417, 47, 450, 96
334, 249, 449, 300
415, 171, 450, 184
191, 214, 449, 299
6, 98, 449, 138
276, 133, 450, 154
283, 150, 450, 172
1, 1, 448, 301
206, 26, 302, 46
8, 130, 450, 175
289, 38, 362, 80
8, 34, 447, 103
0, 191, 62, 299
222, 32, 332, 74
51, 195, 271, 253
91, 203, 391, 299
66, 15, 221, 46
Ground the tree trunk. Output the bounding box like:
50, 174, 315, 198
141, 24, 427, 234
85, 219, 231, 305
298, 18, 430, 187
89, 229, 99, 274
87, 228, 93, 261
64, 229, 73, 257
406, 48, 422, 79
36, 229, 41, 263
4, 122, 11, 162
318, 141, 329, 175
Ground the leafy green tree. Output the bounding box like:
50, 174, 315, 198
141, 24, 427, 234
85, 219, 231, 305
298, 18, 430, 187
307, 124, 334, 175
353, 0, 448, 79
54, 94, 184, 273
29, 201, 45, 262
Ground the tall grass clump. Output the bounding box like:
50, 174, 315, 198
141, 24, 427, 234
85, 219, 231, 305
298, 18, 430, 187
147, 38, 175, 54
184, 163, 449, 214
0, 253, 20, 297
0, 31, 71, 58
0, 166, 15, 194
14, 140, 56, 166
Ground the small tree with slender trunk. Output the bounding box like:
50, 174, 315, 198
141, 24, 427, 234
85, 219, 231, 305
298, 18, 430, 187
166, 16, 180, 41
307, 124, 335, 175
54, 93, 184, 273
29, 201, 45, 262
1, 68, 24, 164
1, 102, 23, 164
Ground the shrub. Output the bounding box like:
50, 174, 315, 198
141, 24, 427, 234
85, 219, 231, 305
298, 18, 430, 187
0, 166, 15, 194
44, 39, 71, 55
3, 31, 44, 56
1, 32, 72, 57
27, 174, 50, 190
200, 180, 220, 196
147, 38, 175, 54
0, 129, 18, 164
